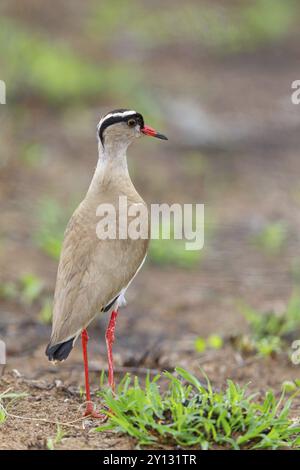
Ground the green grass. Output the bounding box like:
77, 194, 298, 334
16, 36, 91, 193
233, 293, 300, 356
96, 367, 300, 449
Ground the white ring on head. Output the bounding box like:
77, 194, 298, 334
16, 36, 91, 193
98, 110, 137, 128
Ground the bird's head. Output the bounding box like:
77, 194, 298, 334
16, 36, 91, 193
97, 109, 168, 150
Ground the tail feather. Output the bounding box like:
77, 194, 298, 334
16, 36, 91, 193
46, 337, 74, 362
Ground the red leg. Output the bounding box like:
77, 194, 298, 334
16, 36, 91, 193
81, 329, 104, 418
105, 310, 118, 392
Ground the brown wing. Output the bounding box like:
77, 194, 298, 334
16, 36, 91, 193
49, 203, 148, 347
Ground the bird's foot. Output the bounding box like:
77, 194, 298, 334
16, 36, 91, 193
83, 402, 107, 421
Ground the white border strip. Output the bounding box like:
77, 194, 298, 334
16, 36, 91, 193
99, 110, 136, 127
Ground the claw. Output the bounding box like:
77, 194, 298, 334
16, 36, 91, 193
83, 402, 107, 421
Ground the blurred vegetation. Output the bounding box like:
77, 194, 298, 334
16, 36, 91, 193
1, 0, 294, 105
38, 297, 53, 325
291, 258, 300, 284
34, 198, 70, 260
232, 294, 300, 357
89, 0, 298, 53
0, 272, 52, 324
148, 206, 216, 268
0, 273, 43, 306
252, 222, 287, 256
282, 380, 300, 394
149, 237, 202, 269
181, 152, 208, 179
195, 334, 223, 353
20, 142, 46, 168
149, 212, 204, 268
0, 18, 143, 107
19, 273, 44, 305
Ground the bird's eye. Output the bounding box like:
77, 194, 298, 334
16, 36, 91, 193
127, 118, 136, 127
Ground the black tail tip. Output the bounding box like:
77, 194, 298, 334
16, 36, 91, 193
46, 338, 74, 362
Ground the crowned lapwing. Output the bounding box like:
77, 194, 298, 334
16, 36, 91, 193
46, 109, 167, 417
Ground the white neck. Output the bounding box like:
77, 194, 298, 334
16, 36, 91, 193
87, 138, 131, 195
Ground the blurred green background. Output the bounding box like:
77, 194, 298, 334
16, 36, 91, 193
1, 0, 300, 382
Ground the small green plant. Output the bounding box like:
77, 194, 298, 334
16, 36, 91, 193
234, 293, 300, 356
253, 336, 282, 357
19, 273, 44, 305
96, 367, 300, 449
0, 274, 53, 325
0, 273, 44, 306
0, 389, 27, 424
240, 294, 300, 338
253, 222, 287, 256
195, 334, 223, 353
46, 424, 65, 450
282, 380, 300, 394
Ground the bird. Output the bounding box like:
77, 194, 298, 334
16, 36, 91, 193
46, 109, 168, 418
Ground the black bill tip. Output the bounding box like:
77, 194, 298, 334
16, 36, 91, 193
155, 133, 168, 140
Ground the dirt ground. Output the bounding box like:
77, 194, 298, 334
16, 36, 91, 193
1, 0, 300, 450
